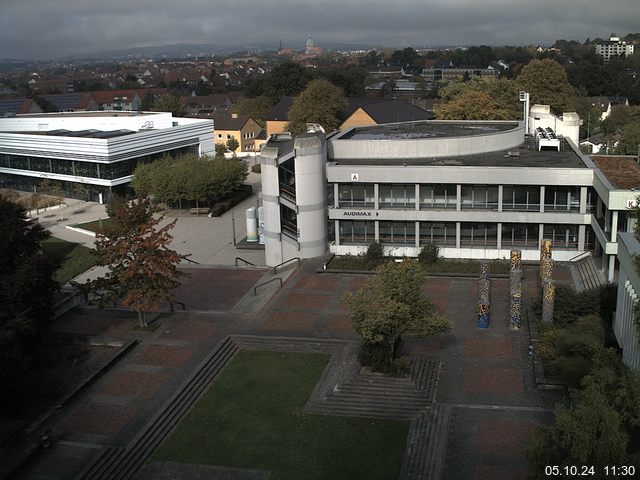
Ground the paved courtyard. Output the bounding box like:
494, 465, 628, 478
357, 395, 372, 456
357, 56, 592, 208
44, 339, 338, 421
9, 256, 568, 480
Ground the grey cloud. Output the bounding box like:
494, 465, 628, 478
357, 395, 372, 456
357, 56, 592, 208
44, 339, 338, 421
0, 0, 637, 59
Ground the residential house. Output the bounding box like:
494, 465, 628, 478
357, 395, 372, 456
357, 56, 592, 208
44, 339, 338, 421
0, 98, 43, 116
214, 114, 262, 152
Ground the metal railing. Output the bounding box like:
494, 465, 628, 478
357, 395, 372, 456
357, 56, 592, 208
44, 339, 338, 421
235, 257, 256, 267
182, 256, 200, 265
253, 277, 283, 296
569, 251, 592, 263
272, 257, 301, 274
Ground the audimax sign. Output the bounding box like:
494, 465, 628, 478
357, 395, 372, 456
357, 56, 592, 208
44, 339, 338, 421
342, 211, 379, 217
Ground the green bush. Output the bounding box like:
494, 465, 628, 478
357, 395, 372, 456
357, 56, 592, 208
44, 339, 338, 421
546, 355, 594, 388
210, 185, 253, 217
418, 243, 439, 265
366, 241, 384, 262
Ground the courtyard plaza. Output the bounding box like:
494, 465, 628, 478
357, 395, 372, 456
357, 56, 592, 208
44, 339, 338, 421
8, 178, 567, 479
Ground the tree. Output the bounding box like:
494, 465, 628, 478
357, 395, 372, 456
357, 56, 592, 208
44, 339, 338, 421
516, 59, 577, 114
286, 79, 347, 135
528, 350, 640, 477
92, 196, 186, 327
262, 61, 315, 103
0, 198, 59, 396
214, 143, 227, 159
38, 178, 65, 208
615, 122, 640, 155
436, 90, 512, 120
344, 261, 451, 371
436, 77, 522, 120
152, 93, 186, 117
226, 136, 240, 153
231, 95, 273, 126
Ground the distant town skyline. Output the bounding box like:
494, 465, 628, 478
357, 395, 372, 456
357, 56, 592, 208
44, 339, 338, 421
0, 0, 637, 60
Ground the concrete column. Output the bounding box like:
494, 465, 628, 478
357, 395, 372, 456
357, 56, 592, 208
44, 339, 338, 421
578, 225, 586, 251
415, 221, 420, 248
375, 220, 379, 242
480, 262, 490, 280
540, 257, 554, 284
608, 255, 616, 282
334, 220, 340, 246
579, 186, 588, 214
374, 183, 379, 210
538, 224, 544, 250
477, 279, 490, 329
540, 238, 552, 260
497, 222, 502, 250
497, 185, 503, 212
456, 222, 461, 249
539, 186, 545, 213
456, 184, 462, 211
611, 211, 619, 242
605, 208, 611, 234
415, 184, 420, 211
333, 183, 339, 208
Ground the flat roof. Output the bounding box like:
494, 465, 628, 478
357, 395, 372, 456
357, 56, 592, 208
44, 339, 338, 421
4, 129, 138, 139
592, 155, 640, 190
338, 120, 518, 140
15, 111, 157, 118
331, 137, 587, 168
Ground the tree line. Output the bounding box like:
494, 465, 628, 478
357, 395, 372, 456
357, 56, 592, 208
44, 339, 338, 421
130, 153, 248, 210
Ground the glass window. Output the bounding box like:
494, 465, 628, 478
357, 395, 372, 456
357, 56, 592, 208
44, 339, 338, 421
461, 185, 498, 210
379, 221, 415, 245
280, 204, 297, 239
420, 222, 456, 246
338, 183, 375, 208
501, 223, 539, 248
543, 224, 579, 249
432, 185, 457, 209
327, 184, 334, 208
502, 186, 541, 211
378, 184, 415, 209
460, 223, 498, 247
30, 157, 51, 173
73, 161, 99, 178
339, 220, 375, 245
51, 158, 74, 175
544, 186, 580, 212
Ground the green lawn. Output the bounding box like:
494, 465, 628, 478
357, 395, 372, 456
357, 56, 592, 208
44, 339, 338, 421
71, 218, 111, 233
42, 237, 97, 284
155, 350, 409, 480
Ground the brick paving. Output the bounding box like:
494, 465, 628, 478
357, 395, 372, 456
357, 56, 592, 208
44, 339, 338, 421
12, 259, 573, 480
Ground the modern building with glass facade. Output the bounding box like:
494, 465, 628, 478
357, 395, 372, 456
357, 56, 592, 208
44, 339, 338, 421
0, 111, 215, 202
259, 117, 640, 283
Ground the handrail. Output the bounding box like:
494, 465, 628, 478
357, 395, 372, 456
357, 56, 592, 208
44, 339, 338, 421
272, 257, 301, 274
183, 256, 200, 265
235, 257, 256, 267
170, 301, 186, 312
568, 251, 591, 262
253, 277, 283, 296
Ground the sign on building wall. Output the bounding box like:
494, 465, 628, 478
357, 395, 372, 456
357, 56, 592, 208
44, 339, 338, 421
351, 173, 359, 181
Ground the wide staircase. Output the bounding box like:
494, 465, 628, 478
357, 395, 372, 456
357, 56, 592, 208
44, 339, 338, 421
569, 252, 607, 292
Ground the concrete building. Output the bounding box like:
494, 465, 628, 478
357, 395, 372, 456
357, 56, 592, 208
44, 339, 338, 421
596, 35, 635, 62
613, 233, 640, 369
258, 113, 638, 286
0, 111, 214, 202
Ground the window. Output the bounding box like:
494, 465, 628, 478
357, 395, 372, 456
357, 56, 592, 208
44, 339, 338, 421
502, 186, 540, 211
420, 184, 456, 209
280, 204, 297, 239
420, 222, 456, 246
544, 186, 580, 212
501, 223, 539, 248
543, 224, 579, 249
327, 183, 335, 208
226, 134, 231, 140
379, 221, 416, 245
339, 220, 375, 245
461, 185, 498, 210
460, 223, 498, 247
217, 133, 222, 139
378, 184, 415, 209
338, 183, 374, 208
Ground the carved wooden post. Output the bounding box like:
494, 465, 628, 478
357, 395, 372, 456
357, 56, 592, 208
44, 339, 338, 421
542, 279, 556, 323
477, 279, 490, 329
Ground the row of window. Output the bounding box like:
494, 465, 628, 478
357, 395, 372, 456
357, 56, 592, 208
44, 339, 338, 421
330, 183, 592, 212
337, 220, 585, 250
0, 147, 198, 181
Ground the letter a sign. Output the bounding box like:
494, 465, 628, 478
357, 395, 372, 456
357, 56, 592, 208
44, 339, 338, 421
351, 173, 359, 181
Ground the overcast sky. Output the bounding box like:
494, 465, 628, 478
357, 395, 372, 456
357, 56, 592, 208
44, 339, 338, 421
0, 0, 637, 60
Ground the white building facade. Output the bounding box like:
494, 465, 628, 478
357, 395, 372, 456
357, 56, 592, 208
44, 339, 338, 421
0, 111, 214, 202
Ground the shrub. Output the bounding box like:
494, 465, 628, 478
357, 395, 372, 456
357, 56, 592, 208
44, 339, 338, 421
418, 243, 439, 265
366, 241, 384, 263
